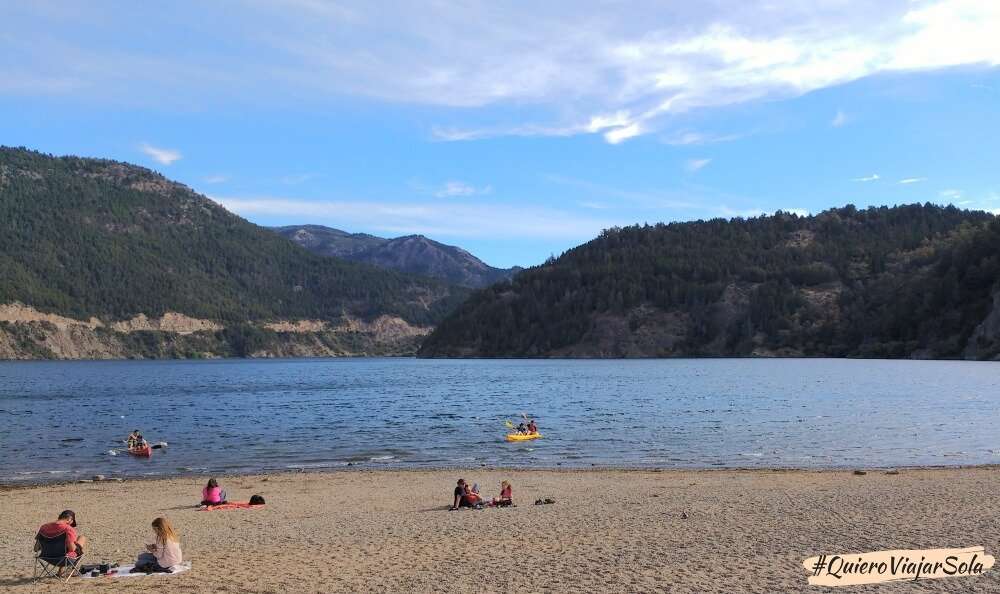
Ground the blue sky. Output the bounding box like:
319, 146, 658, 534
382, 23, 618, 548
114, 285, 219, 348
2, 1, 999, 268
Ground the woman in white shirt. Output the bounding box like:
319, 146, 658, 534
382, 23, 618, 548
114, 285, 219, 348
132, 517, 182, 573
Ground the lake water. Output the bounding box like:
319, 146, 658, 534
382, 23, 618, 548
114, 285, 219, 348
1, 358, 998, 484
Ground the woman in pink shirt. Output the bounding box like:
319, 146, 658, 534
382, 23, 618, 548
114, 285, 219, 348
200, 478, 227, 506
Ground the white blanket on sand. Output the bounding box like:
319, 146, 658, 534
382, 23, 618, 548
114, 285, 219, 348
80, 561, 192, 579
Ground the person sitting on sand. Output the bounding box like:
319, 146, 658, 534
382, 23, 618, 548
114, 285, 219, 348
451, 479, 481, 510
133, 517, 182, 573
527, 419, 538, 434
491, 480, 513, 507
465, 482, 484, 506
200, 478, 227, 507
35, 510, 87, 566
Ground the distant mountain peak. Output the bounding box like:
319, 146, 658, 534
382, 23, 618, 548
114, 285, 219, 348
273, 224, 520, 288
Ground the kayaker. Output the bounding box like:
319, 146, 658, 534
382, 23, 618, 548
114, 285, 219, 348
127, 430, 142, 449
200, 478, 227, 507
516, 422, 528, 435
132, 517, 182, 573
527, 419, 538, 434
35, 510, 87, 564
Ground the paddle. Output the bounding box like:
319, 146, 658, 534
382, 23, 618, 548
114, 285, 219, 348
110, 441, 168, 455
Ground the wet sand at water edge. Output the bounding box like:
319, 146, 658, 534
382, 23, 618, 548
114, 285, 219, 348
2, 467, 999, 593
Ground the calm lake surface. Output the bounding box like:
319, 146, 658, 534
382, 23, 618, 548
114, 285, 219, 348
1, 358, 998, 484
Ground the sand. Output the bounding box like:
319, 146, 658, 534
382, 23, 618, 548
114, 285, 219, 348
2, 467, 1000, 593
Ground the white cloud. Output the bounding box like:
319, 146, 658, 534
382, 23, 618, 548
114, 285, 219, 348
852, 173, 880, 182
989, 208, 1000, 216
9, 1, 1000, 144
685, 158, 712, 172
604, 122, 643, 144
212, 195, 621, 240
898, 177, 926, 184
204, 174, 229, 184
661, 130, 742, 146
831, 110, 848, 127
138, 142, 181, 165
434, 181, 493, 198
940, 189, 962, 199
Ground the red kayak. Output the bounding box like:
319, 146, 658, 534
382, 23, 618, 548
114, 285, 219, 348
128, 445, 152, 458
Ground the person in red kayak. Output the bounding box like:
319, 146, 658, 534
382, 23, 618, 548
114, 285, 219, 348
127, 430, 147, 450
35, 510, 87, 563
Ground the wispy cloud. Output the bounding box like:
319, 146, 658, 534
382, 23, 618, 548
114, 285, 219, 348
661, 130, 743, 146
10, 1, 1000, 144
685, 158, 712, 172
434, 181, 493, 198
430, 111, 639, 144
211, 195, 622, 240
898, 177, 926, 184
204, 174, 229, 184
543, 173, 798, 222
543, 174, 701, 210
830, 110, 849, 127
940, 189, 962, 199
852, 173, 880, 182
138, 142, 181, 165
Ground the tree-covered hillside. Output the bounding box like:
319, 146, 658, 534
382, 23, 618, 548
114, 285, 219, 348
273, 224, 520, 288
420, 204, 1000, 359
0, 147, 467, 326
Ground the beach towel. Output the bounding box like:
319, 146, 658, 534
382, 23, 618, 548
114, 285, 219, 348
80, 561, 191, 579
198, 502, 265, 511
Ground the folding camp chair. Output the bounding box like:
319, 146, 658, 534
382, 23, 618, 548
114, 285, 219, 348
33, 532, 85, 582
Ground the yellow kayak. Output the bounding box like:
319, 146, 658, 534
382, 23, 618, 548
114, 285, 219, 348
505, 432, 542, 442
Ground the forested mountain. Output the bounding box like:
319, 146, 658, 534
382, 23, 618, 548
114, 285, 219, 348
273, 225, 520, 288
420, 205, 1000, 360
0, 147, 468, 359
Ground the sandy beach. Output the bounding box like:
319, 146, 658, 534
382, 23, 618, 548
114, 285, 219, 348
2, 467, 999, 593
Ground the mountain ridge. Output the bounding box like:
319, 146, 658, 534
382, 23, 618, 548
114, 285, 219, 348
273, 224, 521, 288
0, 146, 468, 358
420, 204, 1000, 360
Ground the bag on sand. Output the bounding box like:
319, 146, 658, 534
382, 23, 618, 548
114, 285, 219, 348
249, 494, 265, 505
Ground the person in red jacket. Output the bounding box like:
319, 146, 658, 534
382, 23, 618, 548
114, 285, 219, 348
491, 480, 514, 507
35, 510, 87, 560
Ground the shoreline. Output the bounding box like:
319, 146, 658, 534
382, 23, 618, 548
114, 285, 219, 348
6, 460, 1000, 490
3, 466, 1000, 592
4, 354, 1000, 363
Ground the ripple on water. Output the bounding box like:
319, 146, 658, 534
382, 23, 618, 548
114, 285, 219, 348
1, 358, 999, 483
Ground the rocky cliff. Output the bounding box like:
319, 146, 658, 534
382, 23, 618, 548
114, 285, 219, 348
0, 303, 430, 359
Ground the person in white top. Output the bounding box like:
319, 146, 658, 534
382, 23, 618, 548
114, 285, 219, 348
132, 517, 182, 573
